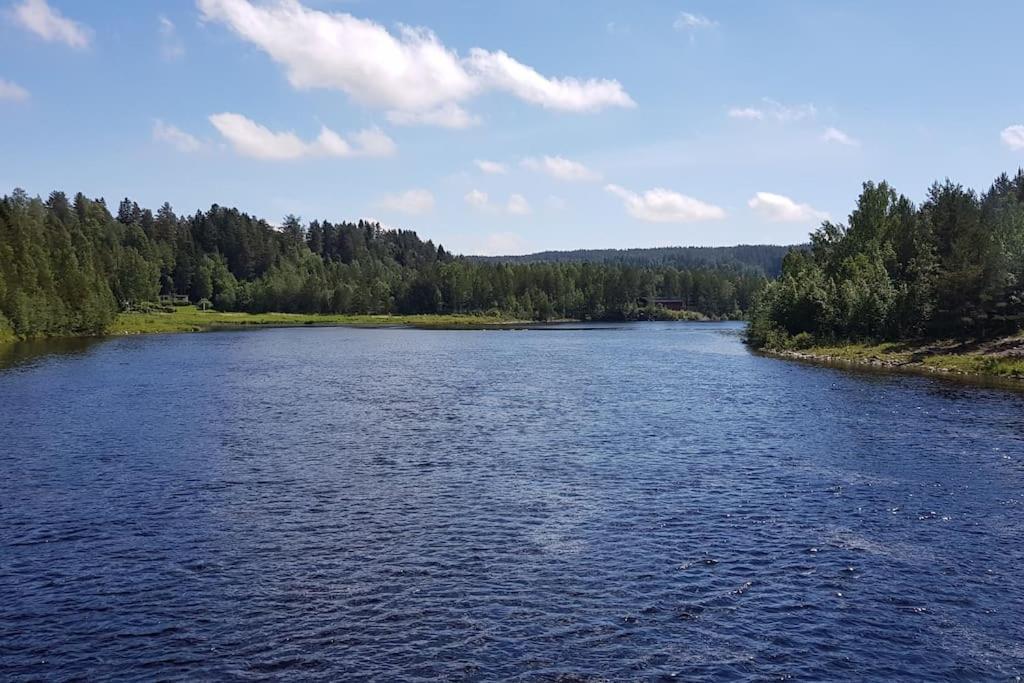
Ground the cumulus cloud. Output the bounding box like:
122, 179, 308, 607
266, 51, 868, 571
0, 78, 30, 102
209, 113, 396, 160
673, 12, 716, 31
522, 155, 601, 182
347, 127, 398, 157
159, 15, 185, 60
821, 126, 859, 146
464, 189, 530, 215
153, 119, 204, 152
605, 184, 725, 223
377, 189, 434, 215
1001, 125, 1024, 151
474, 159, 507, 174
506, 194, 531, 215
465, 48, 634, 113
12, 0, 91, 48
386, 103, 480, 129
748, 192, 828, 223
196, 0, 634, 125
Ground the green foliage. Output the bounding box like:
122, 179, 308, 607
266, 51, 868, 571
749, 169, 1024, 348
474, 244, 797, 277
0, 312, 15, 344
1, 189, 770, 341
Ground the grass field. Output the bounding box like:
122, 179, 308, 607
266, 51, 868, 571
111, 306, 530, 335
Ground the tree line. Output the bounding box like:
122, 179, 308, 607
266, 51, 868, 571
0, 189, 768, 340
474, 244, 796, 277
748, 169, 1024, 348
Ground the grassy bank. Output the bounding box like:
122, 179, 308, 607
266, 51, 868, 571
110, 306, 534, 335
764, 335, 1024, 381
0, 306, 724, 348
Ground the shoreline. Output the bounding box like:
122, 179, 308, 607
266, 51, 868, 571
1, 306, 727, 347
761, 337, 1024, 386
107, 309, 561, 336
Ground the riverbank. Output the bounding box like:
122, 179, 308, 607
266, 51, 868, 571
0, 306, 722, 348
110, 306, 536, 335
763, 335, 1024, 382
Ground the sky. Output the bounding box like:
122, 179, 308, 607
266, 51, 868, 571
1, 0, 1023, 255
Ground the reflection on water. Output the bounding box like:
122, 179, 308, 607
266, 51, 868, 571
0, 336, 103, 371
1, 322, 1023, 681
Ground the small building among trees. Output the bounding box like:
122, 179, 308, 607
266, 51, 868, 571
637, 297, 686, 311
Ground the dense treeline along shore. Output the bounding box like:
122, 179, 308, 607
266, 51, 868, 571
0, 189, 767, 344
747, 169, 1024, 379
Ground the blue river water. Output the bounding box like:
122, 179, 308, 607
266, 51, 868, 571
1, 322, 1022, 681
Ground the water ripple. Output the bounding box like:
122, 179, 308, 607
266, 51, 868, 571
1, 323, 1023, 681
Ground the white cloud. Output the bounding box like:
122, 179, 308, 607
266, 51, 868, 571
1001, 125, 1024, 151
153, 119, 204, 152
727, 107, 763, 120
764, 98, 817, 122
605, 184, 725, 223
465, 189, 530, 215
12, 0, 91, 48
673, 12, 716, 31
377, 189, 435, 215
522, 155, 601, 182
821, 126, 860, 146
464, 189, 494, 211
159, 15, 185, 60
748, 192, 828, 223
730, 98, 816, 123
0, 78, 30, 102
506, 193, 531, 215
465, 48, 634, 113
474, 159, 507, 174
348, 126, 398, 157
196, 0, 634, 126
208, 113, 395, 160
386, 103, 480, 129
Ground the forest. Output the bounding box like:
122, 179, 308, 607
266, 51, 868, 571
748, 169, 1024, 349
474, 244, 796, 277
0, 189, 767, 341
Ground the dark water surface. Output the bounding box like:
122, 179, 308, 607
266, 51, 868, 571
2, 322, 1023, 681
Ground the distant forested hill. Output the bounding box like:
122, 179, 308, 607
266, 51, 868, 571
473, 244, 800, 277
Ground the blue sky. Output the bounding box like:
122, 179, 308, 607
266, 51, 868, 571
1, 0, 1023, 255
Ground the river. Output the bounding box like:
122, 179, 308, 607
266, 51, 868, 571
1, 322, 1022, 680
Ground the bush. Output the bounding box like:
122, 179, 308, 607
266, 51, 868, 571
0, 313, 15, 344
790, 332, 816, 349
135, 301, 175, 314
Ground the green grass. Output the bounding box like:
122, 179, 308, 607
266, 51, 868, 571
796, 341, 915, 364
111, 306, 530, 336
776, 338, 1024, 380
919, 353, 1024, 377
